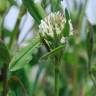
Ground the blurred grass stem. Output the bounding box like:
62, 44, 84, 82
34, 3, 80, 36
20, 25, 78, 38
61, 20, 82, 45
55, 56, 60, 96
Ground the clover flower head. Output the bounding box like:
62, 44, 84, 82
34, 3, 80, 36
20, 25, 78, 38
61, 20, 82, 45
39, 11, 73, 44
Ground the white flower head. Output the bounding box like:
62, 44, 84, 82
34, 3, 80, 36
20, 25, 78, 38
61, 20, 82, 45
39, 12, 66, 36
39, 11, 73, 44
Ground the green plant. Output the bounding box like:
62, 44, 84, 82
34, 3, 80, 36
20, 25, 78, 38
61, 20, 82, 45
0, 0, 96, 96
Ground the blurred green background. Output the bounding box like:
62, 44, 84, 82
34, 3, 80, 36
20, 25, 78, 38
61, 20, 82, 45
0, 0, 96, 96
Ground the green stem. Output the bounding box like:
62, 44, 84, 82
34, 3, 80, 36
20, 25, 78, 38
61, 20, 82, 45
2, 64, 8, 96
8, 5, 26, 49
55, 56, 60, 96
0, 14, 4, 40
72, 64, 77, 96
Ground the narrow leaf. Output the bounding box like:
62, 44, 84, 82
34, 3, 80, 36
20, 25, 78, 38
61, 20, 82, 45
22, 0, 46, 24
87, 25, 94, 72
40, 45, 65, 59
62, 21, 70, 37
65, 8, 70, 20
9, 37, 40, 71
51, 0, 61, 12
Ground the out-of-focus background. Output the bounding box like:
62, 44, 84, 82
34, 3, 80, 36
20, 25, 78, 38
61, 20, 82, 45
0, 0, 96, 96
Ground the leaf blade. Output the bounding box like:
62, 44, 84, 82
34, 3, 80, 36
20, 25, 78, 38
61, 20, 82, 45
9, 37, 40, 71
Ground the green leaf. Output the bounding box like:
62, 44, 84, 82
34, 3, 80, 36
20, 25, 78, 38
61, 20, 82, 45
9, 70, 30, 96
0, 40, 10, 68
8, 0, 17, 6
86, 25, 94, 76
40, 45, 65, 59
0, 0, 7, 13
65, 8, 70, 20
87, 25, 94, 67
41, 0, 50, 8
9, 37, 40, 71
62, 8, 70, 37
51, 0, 61, 12
22, 0, 46, 24
62, 21, 70, 37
